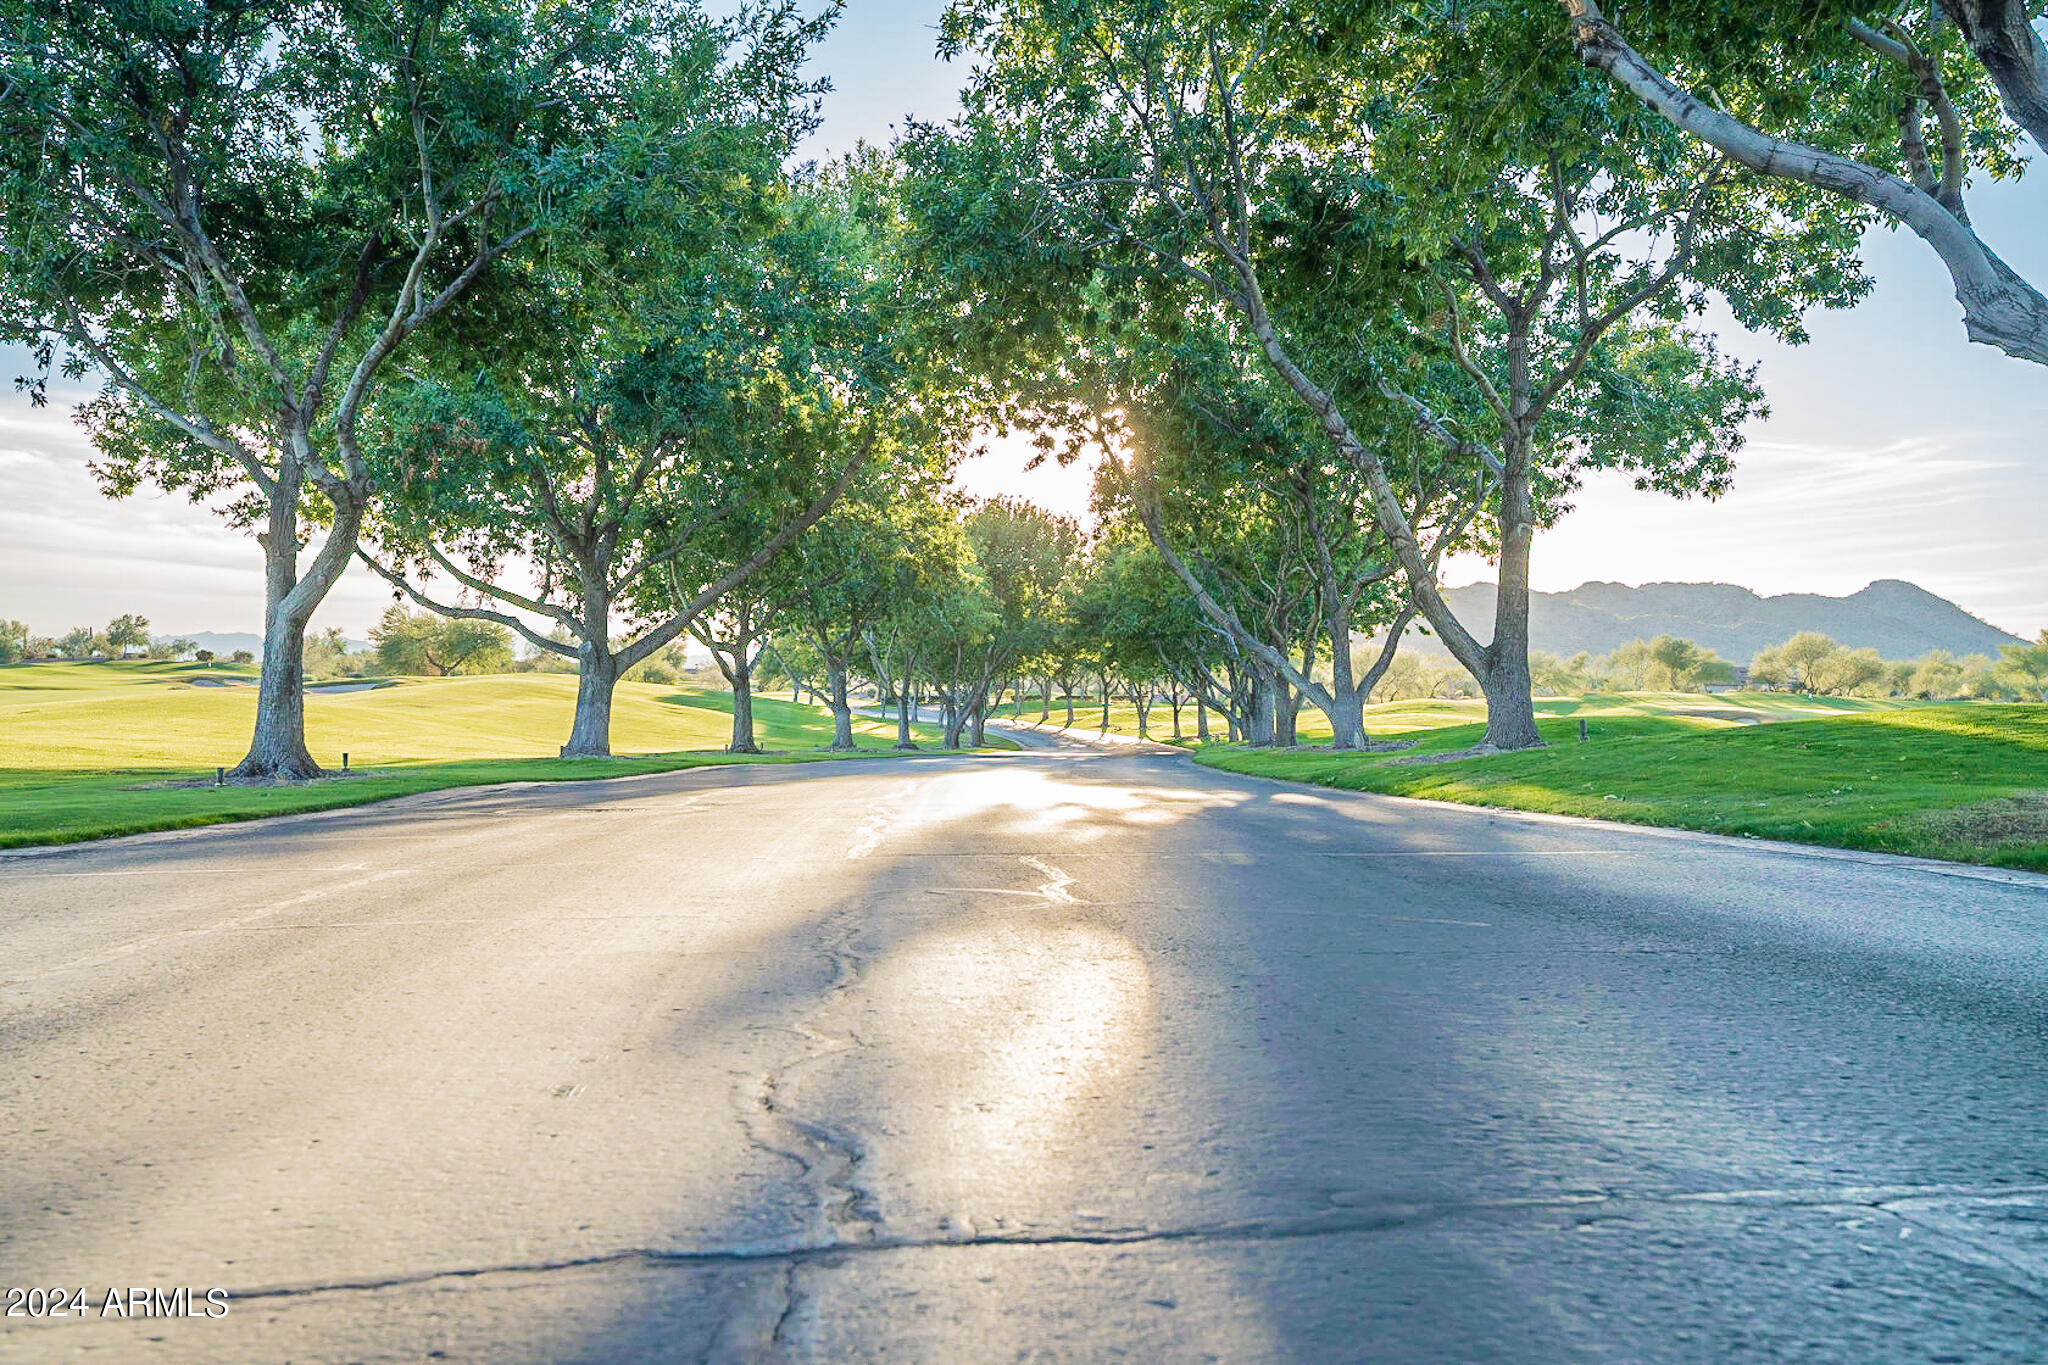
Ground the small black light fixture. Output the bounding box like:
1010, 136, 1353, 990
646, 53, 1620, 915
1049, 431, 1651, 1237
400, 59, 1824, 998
1578, 718, 1589, 742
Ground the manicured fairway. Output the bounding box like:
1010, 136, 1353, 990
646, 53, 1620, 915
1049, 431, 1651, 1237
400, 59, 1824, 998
1017, 688, 1908, 746
0, 661, 991, 847
1200, 703, 2048, 871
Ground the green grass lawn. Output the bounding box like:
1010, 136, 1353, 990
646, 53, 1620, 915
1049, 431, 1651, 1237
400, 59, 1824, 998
0, 661, 1002, 848
1198, 702, 2048, 871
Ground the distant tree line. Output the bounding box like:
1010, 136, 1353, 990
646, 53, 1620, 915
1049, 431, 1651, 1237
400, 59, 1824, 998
0, 614, 212, 664
1514, 630, 2048, 701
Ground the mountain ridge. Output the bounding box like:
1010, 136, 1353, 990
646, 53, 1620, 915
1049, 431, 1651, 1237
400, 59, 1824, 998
1430, 579, 2022, 662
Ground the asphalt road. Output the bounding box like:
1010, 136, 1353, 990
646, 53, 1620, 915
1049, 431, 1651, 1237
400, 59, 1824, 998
5, 745, 2048, 1361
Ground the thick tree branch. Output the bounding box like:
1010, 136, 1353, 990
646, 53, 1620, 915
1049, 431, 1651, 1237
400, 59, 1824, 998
1852, 17, 1970, 219
1562, 0, 2048, 365
1937, 0, 2048, 152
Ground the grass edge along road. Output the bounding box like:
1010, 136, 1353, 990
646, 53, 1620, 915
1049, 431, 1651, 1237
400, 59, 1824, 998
1, 662, 1011, 849
1196, 703, 2048, 873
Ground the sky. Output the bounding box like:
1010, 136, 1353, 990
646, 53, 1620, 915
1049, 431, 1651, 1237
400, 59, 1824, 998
2, 1, 2043, 642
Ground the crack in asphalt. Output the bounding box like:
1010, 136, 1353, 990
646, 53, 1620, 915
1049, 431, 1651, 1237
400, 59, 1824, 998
844, 782, 914, 860
766, 1262, 800, 1354
1019, 855, 1077, 904
730, 899, 883, 1264
712, 843, 1099, 1353
209, 1181, 2048, 1307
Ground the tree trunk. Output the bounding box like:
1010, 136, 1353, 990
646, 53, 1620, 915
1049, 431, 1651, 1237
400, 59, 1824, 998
1062, 686, 1075, 727
1273, 673, 1298, 746
1476, 496, 1545, 752
826, 656, 856, 751
1099, 674, 1111, 730
561, 651, 621, 757
895, 661, 917, 750
1246, 671, 1278, 746
1135, 689, 1151, 739
231, 478, 361, 781
1323, 615, 1368, 750
1196, 693, 1210, 741
728, 656, 759, 753
239, 613, 318, 779
1039, 679, 1051, 721
1170, 688, 1183, 741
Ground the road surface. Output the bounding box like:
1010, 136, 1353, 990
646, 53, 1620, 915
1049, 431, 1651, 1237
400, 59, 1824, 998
4, 747, 2048, 1361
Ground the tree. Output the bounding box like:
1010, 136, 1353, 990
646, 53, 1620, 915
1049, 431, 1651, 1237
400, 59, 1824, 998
1635, 635, 1736, 690
1910, 649, 1968, 699
780, 490, 955, 751
194, 650, 216, 666
1109, 349, 1430, 749
104, 613, 151, 656
1777, 632, 1845, 693
1560, 0, 2048, 364
956, 497, 1082, 745
1070, 533, 1217, 741
903, 519, 1001, 749
1530, 651, 1595, 697
371, 607, 510, 677
692, 593, 778, 754
761, 632, 820, 702
303, 629, 364, 681
1817, 646, 1889, 697
1997, 632, 2048, 700
58, 626, 104, 659
918, 0, 1831, 750
362, 84, 911, 759
863, 509, 984, 750
1375, 651, 1479, 702
0, 619, 26, 665
1600, 639, 1655, 691
1958, 653, 2009, 698
1748, 645, 1792, 690
364, 133, 937, 765
1, 0, 657, 778
1648, 636, 1707, 690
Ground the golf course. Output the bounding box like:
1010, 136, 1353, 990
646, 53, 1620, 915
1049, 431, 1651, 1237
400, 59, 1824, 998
1198, 701, 2048, 871
9, 660, 2042, 870
0, 661, 981, 848
1005, 691, 2048, 871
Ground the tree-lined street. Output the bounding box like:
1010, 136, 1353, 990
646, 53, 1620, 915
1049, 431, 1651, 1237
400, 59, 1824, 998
6, 743, 2048, 1360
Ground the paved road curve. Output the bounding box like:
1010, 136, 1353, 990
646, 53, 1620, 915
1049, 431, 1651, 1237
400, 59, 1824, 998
5, 748, 2048, 1361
